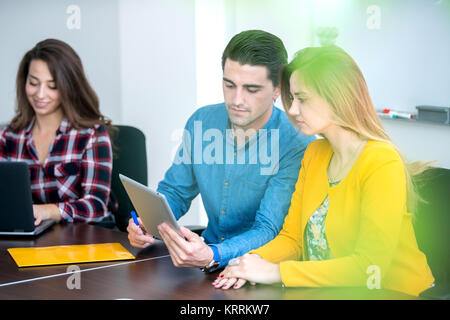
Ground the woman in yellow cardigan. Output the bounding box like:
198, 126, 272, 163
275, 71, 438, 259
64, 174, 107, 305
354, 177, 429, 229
213, 46, 434, 296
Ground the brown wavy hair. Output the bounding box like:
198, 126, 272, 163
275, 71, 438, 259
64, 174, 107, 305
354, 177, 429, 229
10, 38, 116, 144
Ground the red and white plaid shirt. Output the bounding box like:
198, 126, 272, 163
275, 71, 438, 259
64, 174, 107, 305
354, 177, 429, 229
0, 117, 117, 223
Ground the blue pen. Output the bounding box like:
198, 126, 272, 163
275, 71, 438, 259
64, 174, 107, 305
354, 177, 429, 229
130, 210, 140, 227
130, 210, 150, 238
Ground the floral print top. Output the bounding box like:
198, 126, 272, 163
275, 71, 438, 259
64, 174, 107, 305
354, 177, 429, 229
304, 180, 340, 261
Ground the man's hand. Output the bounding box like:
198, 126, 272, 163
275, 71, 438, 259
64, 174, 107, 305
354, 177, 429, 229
158, 222, 214, 268
127, 217, 155, 248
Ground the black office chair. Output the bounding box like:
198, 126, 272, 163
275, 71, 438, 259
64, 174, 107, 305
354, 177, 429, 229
413, 167, 450, 300
109, 125, 148, 232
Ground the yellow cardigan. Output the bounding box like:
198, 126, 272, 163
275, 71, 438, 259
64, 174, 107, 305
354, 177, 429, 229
252, 139, 434, 296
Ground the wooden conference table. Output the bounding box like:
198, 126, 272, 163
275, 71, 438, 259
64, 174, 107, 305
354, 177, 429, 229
0, 223, 419, 300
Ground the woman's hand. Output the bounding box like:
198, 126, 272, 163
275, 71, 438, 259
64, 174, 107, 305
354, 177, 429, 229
32, 204, 62, 225
212, 253, 281, 290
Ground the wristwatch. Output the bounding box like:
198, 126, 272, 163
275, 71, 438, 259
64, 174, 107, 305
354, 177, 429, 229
201, 245, 220, 273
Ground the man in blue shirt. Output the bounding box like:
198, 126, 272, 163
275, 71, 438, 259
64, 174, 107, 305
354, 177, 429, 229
127, 30, 314, 272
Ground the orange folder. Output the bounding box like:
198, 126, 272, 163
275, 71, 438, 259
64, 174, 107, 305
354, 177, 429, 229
8, 243, 135, 267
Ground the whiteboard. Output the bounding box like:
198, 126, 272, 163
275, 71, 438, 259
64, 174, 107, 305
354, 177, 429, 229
323, 0, 450, 115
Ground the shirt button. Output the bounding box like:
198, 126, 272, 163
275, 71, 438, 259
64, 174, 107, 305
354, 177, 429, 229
221, 210, 226, 215
224, 181, 229, 186
234, 152, 237, 157
221, 237, 225, 241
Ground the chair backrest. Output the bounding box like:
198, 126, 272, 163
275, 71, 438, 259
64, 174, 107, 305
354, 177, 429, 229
413, 167, 450, 291
110, 125, 148, 232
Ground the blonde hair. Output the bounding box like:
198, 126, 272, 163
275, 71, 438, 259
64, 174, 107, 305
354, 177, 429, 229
280, 46, 431, 213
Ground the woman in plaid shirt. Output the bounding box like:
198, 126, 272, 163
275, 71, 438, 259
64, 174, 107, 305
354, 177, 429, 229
0, 39, 117, 225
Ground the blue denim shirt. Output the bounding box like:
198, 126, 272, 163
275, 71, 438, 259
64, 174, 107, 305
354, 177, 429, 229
157, 103, 314, 268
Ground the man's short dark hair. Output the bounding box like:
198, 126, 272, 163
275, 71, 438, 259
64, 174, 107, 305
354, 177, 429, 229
221, 30, 288, 87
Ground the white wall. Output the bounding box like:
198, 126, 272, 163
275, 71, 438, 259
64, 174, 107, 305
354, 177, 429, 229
381, 118, 450, 169
0, 0, 122, 124
118, 0, 205, 226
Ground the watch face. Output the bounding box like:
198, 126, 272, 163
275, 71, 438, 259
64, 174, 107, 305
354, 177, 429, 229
202, 260, 219, 273
207, 259, 216, 268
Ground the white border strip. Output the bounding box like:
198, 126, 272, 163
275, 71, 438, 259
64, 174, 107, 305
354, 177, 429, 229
0, 254, 170, 288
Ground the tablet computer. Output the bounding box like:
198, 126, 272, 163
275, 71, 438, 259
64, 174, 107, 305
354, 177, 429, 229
119, 173, 181, 239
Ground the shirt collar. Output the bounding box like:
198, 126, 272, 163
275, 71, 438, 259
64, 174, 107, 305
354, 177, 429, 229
57, 117, 71, 134
24, 118, 35, 135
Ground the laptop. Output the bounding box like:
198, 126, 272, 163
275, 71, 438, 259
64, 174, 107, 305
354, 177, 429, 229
0, 162, 55, 236
119, 173, 181, 240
